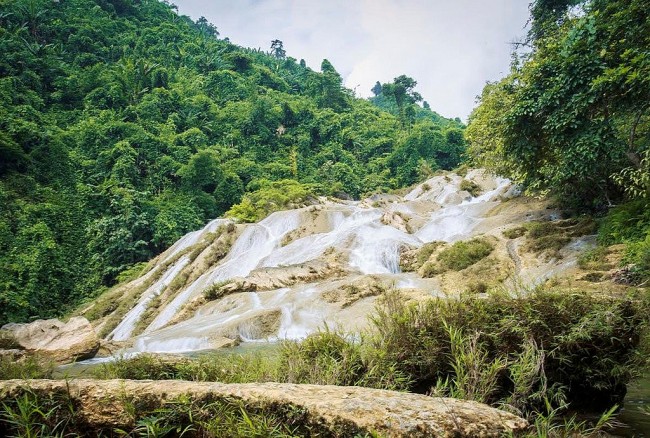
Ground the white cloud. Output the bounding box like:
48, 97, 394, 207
174, 0, 529, 119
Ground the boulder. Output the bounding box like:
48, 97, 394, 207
0, 379, 528, 437
1, 317, 99, 364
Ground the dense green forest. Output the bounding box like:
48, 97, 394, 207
467, 0, 649, 284
467, 0, 649, 209
0, 0, 465, 324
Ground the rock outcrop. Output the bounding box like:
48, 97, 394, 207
1, 317, 99, 364
218, 260, 346, 295
0, 379, 528, 437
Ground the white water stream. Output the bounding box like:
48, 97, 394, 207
109, 171, 517, 353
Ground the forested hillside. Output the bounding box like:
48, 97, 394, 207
0, 0, 466, 325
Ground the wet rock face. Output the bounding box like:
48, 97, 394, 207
1, 317, 99, 364
0, 379, 528, 437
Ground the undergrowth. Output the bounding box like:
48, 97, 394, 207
92, 287, 649, 426
598, 200, 650, 285
523, 218, 597, 259
0, 356, 54, 380
421, 237, 494, 276
0, 388, 316, 437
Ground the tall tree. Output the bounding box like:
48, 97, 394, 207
467, 0, 650, 208
270, 39, 286, 59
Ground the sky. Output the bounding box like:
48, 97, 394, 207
174, 1, 531, 120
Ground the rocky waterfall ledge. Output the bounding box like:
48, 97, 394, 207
0, 379, 528, 437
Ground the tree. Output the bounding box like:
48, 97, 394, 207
371, 81, 382, 96
270, 39, 286, 59
381, 75, 423, 127
467, 0, 650, 209
195, 16, 219, 38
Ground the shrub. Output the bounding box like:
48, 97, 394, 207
416, 241, 444, 267
598, 200, 650, 245
203, 280, 233, 301
368, 289, 650, 413
623, 233, 650, 285
577, 246, 612, 271
279, 331, 410, 390
436, 238, 494, 271
460, 179, 482, 197
503, 226, 527, 239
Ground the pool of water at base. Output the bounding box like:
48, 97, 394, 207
609, 374, 650, 437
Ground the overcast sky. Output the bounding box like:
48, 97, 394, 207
174, 1, 530, 120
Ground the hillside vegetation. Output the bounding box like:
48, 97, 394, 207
467, 0, 649, 285
0, 0, 465, 325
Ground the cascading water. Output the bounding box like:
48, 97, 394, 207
103, 171, 546, 354
144, 210, 301, 333
109, 256, 190, 341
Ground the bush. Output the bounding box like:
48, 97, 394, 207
436, 238, 494, 271
460, 179, 482, 197
279, 331, 410, 390
227, 179, 316, 223
503, 226, 527, 239
623, 233, 650, 285
577, 246, 612, 271
598, 200, 650, 245
369, 289, 650, 413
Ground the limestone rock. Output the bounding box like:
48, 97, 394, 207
380, 211, 412, 233
0, 379, 528, 437
218, 260, 345, 295
321, 275, 387, 308
1, 317, 99, 364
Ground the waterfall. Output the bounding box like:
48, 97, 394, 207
144, 210, 301, 333
101, 171, 538, 354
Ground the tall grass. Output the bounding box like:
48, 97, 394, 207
0, 355, 54, 380
370, 288, 649, 416
94, 287, 649, 420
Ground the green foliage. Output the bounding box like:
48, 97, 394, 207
523, 218, 598, 258
598, 200, 650, 245
90, 286, 649, 425
467, 0, 650, 210
459, 179, 482, 197
597, 200, 650, 283
203, 280, 233, 301
0, 356, 54, 380
0, 390, 76, 438
503, 226, 528, 239
622, 234, 650, 285
0, 0, 466, 324
370, 288, 650, 413
436, 238, 494, 271
227, 179, 315, 223
279, 331, 410, 390
0, 386, 304, 437
577, 246, 612, 271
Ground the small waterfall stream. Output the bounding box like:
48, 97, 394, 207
144, 210, 301, 333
